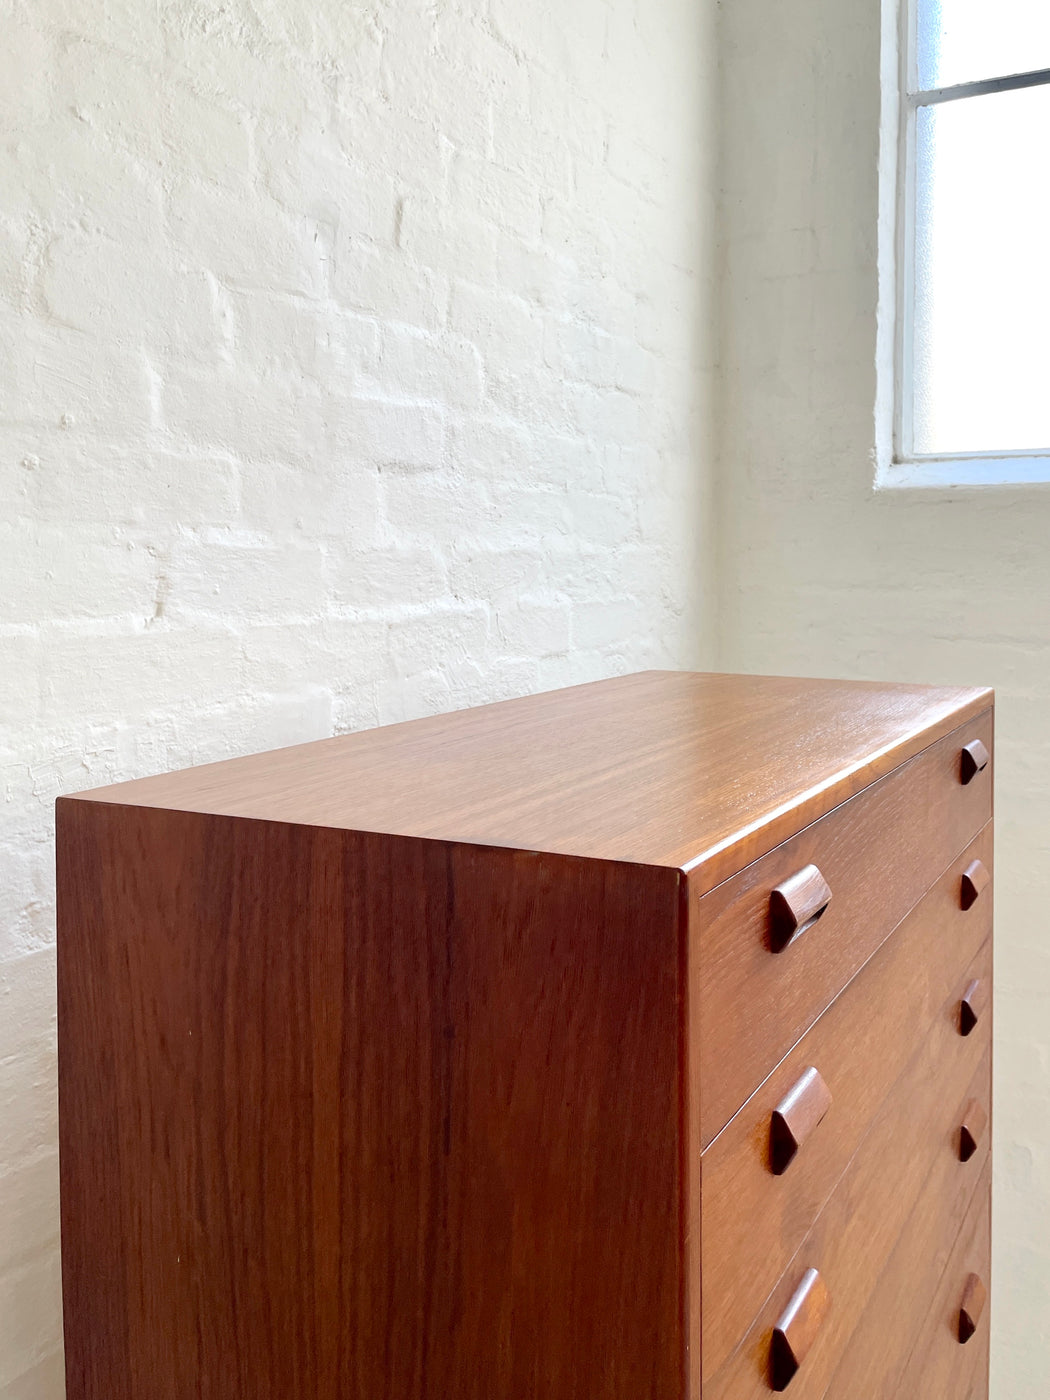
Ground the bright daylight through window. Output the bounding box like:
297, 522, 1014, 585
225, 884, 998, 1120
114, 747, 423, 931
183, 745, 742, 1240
892, 0, 1050, 479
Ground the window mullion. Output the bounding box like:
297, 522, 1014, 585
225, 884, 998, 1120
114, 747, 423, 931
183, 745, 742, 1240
895, 0, 918, 461
910, 65, 1050, 107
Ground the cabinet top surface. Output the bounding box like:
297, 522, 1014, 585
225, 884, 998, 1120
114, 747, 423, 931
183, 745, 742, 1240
66, 671, 992, 881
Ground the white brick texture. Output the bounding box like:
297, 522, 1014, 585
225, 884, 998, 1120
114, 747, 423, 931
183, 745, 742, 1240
0, 0, 717, 1390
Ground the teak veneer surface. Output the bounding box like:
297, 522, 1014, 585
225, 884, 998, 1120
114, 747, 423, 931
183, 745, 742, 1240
692, 710, 992, 1144
65, 670, 991, 887
705, 1019, 991, 1398
823, 1155, 991, 1399
58, 803, 683, 1400
699, 830, 992, 1381
891, 1164, 992, 1398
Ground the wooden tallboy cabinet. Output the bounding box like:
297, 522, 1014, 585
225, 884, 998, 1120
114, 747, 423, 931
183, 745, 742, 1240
57, 671, 993, 1398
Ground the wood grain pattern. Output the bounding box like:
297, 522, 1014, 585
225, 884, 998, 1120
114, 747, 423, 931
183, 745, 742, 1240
893, 1171, 992, 1397
822, 1157, 991, 1399
57, 800, 684, 1400
62, 670, 992, 884
769, 1268, 829, 1391
703, 1035, 992, 1399
965, 1326, 992, 1399
699, 856, 992, 1385
693, 712, 992, 1147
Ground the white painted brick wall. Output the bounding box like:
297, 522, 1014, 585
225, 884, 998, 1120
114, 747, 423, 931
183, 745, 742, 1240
0, 0, 717, 1391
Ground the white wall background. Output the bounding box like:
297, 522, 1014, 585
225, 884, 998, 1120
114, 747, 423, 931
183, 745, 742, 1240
5, 0, 1047, 1396
715, 0, 1050, 1395
0, 0, 717, 1392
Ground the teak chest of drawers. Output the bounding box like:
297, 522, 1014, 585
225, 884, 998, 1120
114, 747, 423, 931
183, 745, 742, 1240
57, 671, 994, 1399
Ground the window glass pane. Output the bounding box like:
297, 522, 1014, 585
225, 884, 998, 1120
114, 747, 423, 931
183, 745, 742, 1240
911, 85, 1050, 456
917, 0, 1050, 91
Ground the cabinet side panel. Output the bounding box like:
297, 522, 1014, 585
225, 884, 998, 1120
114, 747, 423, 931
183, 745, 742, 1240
58, 801, 682, 1400
58, 797, 137, 1400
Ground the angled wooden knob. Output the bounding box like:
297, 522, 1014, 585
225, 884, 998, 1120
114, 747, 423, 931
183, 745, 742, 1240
959, 978, 988, 1036
770, 1067, 833, 1175
769, 865, 833, 952
958, 1273, 987, 1343
960, 859, 990, 911
960, 738, 990, 784
958, 1099, 988, 1162
769, 1267, 830, 1390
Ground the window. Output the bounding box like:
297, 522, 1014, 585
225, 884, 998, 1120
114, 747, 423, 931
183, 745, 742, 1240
880, 0, 1050, 486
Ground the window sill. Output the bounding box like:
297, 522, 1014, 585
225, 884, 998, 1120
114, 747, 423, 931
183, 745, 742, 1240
876, 453, 1050, 490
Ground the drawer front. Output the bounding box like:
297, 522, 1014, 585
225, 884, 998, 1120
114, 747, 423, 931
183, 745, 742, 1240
822, 1155, 991, 1399
694, 710, 993, 1146
893, 1164, 991, 1398
699, 829, 992, 1383
703, 1029, 991, 1398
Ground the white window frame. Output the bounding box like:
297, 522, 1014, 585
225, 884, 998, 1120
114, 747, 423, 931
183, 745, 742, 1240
876, 0, 1050, 489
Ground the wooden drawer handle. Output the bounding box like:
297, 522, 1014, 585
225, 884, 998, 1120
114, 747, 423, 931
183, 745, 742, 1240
960, 859, 990, 911
769, 865, 833, 952
959, 1098, 988, 1162
769, 1267, 830, 1390
770, 1067, 833, 1175
958, 1272, 988, 1343
959, 978, 988, 1037
960, 738, 990, 785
